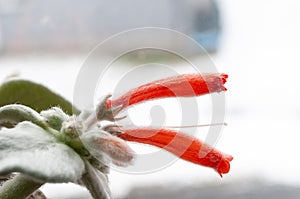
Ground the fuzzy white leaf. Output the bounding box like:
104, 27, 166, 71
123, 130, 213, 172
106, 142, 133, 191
0, 121, 85, 183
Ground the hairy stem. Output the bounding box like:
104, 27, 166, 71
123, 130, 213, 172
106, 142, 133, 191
81, 161, 112, 199
0, 174, 44, 199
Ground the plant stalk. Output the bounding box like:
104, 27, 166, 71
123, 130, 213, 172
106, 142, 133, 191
0, 174, 44, 199
81, 161, 112, 199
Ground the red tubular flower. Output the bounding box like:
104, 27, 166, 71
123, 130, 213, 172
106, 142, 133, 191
106, 73, 228, 110
102, 73, 232, 176
117, 128, 233, 177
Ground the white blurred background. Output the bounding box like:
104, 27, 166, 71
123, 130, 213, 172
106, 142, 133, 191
1, 0, 300, 198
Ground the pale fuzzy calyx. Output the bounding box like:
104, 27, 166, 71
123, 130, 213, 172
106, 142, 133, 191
80, 130, 135, 167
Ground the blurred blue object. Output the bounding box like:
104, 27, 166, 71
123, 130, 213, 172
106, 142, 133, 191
191, 0, 220, 52
0, 0, 221, 53
193, 31, 220, 52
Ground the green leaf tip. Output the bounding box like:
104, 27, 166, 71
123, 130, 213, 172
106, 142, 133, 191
0, 79, 79, 115
0, 104, 48, 129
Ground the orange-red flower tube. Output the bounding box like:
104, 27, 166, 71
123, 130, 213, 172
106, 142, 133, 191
117, 128, 233, 177
106, 73, 228, 110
